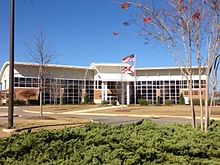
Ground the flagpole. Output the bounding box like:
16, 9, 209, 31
120, 63, 124, 108
134, 54, 137, 105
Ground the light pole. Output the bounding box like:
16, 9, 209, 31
8, 0, 15, 129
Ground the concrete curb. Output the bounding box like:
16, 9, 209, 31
23, 110, 55, 114
0, 114, 20, 118
69, 112, 220, 120
23, 106, 123, 115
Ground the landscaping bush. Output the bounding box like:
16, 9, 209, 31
101, 100, 109, 105
165, 100, 174, 105
156, 96, 161, 105
111, 100, 117, 106
28, 99, 39, 105
192, 99, 211, 106
14, 99, 26, 106
1, 121, 220, 164
6, 99, 26, 106
83, 94, 90, 104
138, 98, 150, 106
179, 93, 185, 105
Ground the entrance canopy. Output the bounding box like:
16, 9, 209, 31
91, 63, 134, 82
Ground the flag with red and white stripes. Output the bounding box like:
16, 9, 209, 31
122, 54, 135, 63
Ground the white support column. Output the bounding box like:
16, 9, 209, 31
101, 82, 104, 101
127, 82, 130, 105
104, 82, 108, 101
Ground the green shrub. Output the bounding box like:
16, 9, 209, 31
28, 99, 39, 105
15, 99, 26, 106
157, 96, 161, 105
6, 99, 26, 106
111, 100, 117, 106
192, 99, 211, 106
1, 121, 220, 164
83, 94, 90, 104
138, 99, 150, 106
165, 100, 174, 105
179, 93, 185, 105
101, 100, 109, 105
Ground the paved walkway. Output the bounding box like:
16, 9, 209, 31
20, 106, 220, 121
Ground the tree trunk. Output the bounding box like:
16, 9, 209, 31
60, 87, 62, 109
204, 75, 209, 131
209, 72, 218, 122
199, 68, 203, 131
40, 89, 43, 116
189, 75, 196, 128
39, 67, 43, 117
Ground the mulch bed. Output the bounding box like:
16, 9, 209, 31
115, 109, 131, 112
25, 116, 56, 120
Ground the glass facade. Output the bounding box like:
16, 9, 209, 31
14, 77, 94, 104
136, 79, 206, 104
13, 77, 206, 105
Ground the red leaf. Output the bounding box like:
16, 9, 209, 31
143, 17, 152, 24
183, 5, 188, 12
121, 2, 130, 10
192, 11, 201, 20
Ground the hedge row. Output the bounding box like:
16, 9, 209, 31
1, 120, 220, 164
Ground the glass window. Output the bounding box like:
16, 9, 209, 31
14, 77, 19, 87
98, 81, 102, 89
26, 78, 32, 87
32, 78, 39, 87
147, 81, 152, 85
20, 78, 25, 87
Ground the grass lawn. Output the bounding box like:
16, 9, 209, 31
89, 105, 220, 118
0, 117, 89, 138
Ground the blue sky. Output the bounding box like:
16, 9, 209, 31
0, 0, 174, 69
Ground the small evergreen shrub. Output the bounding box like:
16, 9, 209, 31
179, 93, 185, 105
138, 99, 150, 106
165, 100, 174, 105
111, 100, 117, 106
6, 99, 26, 106
193, 99, 201, 105
157, 96, 161, 105
83, 94, 90, 104
14, 99, 26, 106
28, 99, 39, 105
101, 100, 109, 105
192, 99, 211, 106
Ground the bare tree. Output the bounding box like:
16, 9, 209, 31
26, 31, 56, 116
116, 0, 220, 130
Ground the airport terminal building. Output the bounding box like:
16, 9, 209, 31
0, 62, 206, 105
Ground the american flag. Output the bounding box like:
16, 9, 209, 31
122, 54, 135, 63
122, 64, 134, 74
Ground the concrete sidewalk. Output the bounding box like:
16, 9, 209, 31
21, 105, 220, 121
23, 106, 124, 115
60, 105, 125, 114
61, 111, 220, 120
